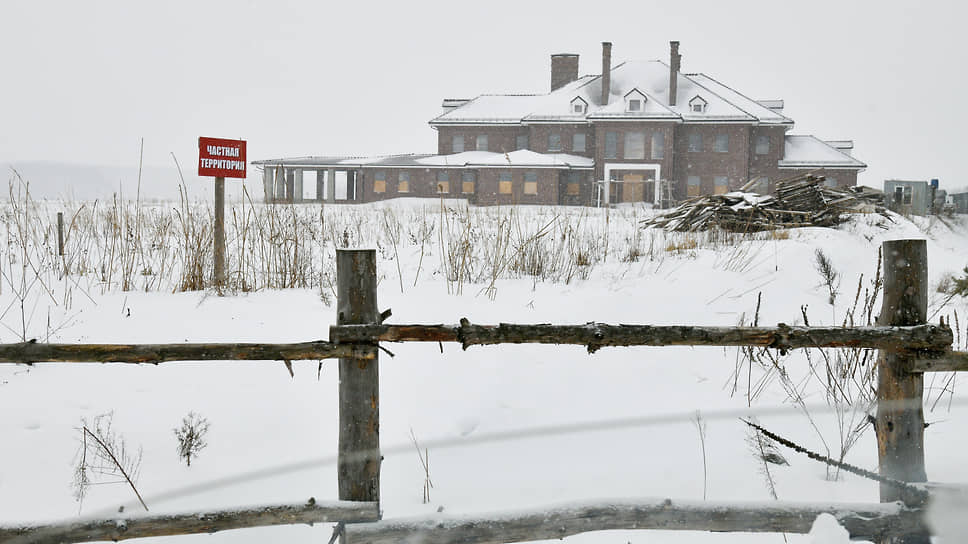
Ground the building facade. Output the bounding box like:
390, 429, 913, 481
254, 42, 865, 206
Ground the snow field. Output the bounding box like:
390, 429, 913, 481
0, 196, 966, 543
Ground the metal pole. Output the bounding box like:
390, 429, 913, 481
214, 177, 226, 289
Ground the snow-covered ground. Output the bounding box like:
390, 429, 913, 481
0, 198, 966, 543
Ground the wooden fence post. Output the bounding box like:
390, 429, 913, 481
336, 249, 380, 504
56, 212, 64, 256
875, 239, 928, 542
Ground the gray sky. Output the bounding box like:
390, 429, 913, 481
2, 0, 966, 195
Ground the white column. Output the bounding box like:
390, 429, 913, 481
275, 166, 286, 200
328, 168, 337, 202
293, 170, 304, 203
262, 168, 273, 202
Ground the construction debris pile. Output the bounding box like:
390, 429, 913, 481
644, 174, 888, 232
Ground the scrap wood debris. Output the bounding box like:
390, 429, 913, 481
643, 174, 889, 232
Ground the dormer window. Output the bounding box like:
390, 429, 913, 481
570, 96, 588, 114
624, 88, 647, 113
688, 95, 708, 113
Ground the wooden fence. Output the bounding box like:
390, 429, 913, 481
1, 239, 965, 544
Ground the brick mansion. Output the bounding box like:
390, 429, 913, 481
254, 42, 865, 206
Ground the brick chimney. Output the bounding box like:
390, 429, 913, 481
669, 41, 681, 106
601, 42, 612, 105
551, 54, 579, 91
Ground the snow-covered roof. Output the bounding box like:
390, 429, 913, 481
431, 61, 795, 125
252, 151, 594, 169
778, 135, 866, 169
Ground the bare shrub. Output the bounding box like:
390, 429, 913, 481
174, 411, 210, 467
72, 412, 148, 511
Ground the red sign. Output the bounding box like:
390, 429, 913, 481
198, 137, 247, 178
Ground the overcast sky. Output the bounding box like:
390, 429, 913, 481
2, 0, 966, 195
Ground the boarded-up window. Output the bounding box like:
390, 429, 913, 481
605, 132, 618, 159
452, 135, 464, 154
566, 171, 581, 196
714, 134, 729, 153
499, 172, 512, 194
476, 135, 488, 151
548, 133, 562, 152
373, 171, 386, 193
624, 132, 645, 159
755, 135, 770, 155
524, 172, 538, 195
687, 175, 701, 197
516, 134, 529, 150
688, 133, 702, 152
714, 176, 729, 194
573, 133, 586, 152
462, 171, 476, 194
651, 132, 665, 159
397, 172, 410, 193
437, 171, 450, 193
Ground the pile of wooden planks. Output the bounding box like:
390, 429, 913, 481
644, 174, 887, 232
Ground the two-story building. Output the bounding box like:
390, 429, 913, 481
254, 42, 865, 206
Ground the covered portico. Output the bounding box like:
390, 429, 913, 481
253, 159, 365, 203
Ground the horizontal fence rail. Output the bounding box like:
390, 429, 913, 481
330, 321, 954, 353
0, 341, 376, 365
909, 350, 968, 372
341, 499, 926, 544
0, 500, 380, 544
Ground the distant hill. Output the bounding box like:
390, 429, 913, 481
1, 161, 255, 202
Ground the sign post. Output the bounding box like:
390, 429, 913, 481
198, 137, 247, 290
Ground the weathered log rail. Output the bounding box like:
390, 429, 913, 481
0, 500, 379, 544
0, 341, 375, 365
342, 499, 926, 544
330, 321, 954, 355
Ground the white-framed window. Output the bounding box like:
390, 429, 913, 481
755, 134, 770, 155
452, 135, 464, 153
548, 133, 562, 152
688, 132, 702, 152
651, 132, 665, 159
714, 133, 729, 153
624, 131, 645, 160
572, 133, 586, 153
570, 96, 587, 114
516, 134, 529, 151
624, 89, 647, 113
688, 95, 708, 113
476, 135, 488, 151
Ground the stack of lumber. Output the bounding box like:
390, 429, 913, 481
643, 174, 887, 233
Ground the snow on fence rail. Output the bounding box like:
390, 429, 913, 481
2, 240, 964, 544
0, 500, 379, 544
340, 499, 925, 544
